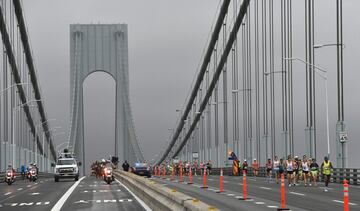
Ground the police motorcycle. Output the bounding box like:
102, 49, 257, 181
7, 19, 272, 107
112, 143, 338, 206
27, 163, 38, 182
103, 162, 114, 184
5, 165, 16, 185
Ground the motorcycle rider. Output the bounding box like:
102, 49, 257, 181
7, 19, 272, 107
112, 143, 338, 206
6, 164, 16, 175
20, 165, 26, 180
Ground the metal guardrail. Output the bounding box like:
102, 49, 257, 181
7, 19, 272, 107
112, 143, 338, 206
203, 167, 359, 185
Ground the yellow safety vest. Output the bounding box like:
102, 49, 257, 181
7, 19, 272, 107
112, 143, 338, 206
322, 161, 331, 175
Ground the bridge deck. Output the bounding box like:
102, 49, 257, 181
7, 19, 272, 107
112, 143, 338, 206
151, 174, 360, 211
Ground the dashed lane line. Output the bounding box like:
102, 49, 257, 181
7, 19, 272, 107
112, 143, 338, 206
333, 199, 358, 206
4, 192, 11, 196
267, 205, 279, 209
260, 186, 271, 190
289, 191, 305, 196
115, 179, 152, 211
51, 176, 85, 211
17, 188, 23, 191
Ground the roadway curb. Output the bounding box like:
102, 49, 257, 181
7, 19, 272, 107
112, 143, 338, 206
114, 170, 219, 211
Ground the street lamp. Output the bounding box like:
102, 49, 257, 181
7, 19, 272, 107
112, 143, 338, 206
0, 83, 29, 170
284, 57, 330, 159
12, 104, 37, 168
12, 99, 41, 169
313, 43, 344, 49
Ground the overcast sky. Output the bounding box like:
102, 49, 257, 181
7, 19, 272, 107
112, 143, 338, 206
22, 0, 360, 169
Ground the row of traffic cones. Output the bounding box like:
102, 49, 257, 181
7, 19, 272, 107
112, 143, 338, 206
155, 166, 350, 211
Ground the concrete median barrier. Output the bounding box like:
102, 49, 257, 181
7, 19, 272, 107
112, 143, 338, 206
114, 170, 218, 211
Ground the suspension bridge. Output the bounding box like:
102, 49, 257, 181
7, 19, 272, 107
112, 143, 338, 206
0, 0, 358, 211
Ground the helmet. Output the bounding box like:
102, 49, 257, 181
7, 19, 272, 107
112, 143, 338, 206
244, 159, 247, 162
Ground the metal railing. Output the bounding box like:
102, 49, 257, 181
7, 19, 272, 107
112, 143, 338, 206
205, 167, 359, 185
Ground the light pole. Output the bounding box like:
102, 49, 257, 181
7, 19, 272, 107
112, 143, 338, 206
0, 83, 28, 171
313, 43, 343, 159
12, 100, 41, 169
284, 57, 329, 160
231, 89, 253, 160
36, 118, 57, 171
264, 71, 289, 160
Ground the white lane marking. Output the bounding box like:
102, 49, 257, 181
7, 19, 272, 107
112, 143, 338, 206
208, 179, 214, 181
30, 192, 40, 196
238, 183, 243, 186
27, 185, 31, 188
255, 202, 265, 205
17, 188, 23, 191
51, 176, 85, 211
333, 200, 358, 206
4, 192, 12, 196
208, 188, 215, 191
193, 184, 201, 188
115, 179, 152, 211
235, 196, 243, 199
227, 193, 235, 196
223, 181, 229, 183
260, 186, 271, 190
267, 205, 278, 208
289, 191, 305, 196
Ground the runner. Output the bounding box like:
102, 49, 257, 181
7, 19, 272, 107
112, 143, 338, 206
266, 158, 273, 183
252, 158, 259, 180
310, 158, 319, 186
321, 156, 333, 192
192, 160, 198, 176
242, 159, 248, 175
302, 156, 310, 186
206, 160, 212, 175
285, 155, 294, 187
272, 156, 279, 183
279, 158, 285, 178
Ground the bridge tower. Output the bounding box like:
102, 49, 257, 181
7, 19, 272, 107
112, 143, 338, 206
68, 24, 143, 174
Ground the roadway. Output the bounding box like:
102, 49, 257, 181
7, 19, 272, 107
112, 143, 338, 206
0, 176, 150, 211
151, 174, 360, 211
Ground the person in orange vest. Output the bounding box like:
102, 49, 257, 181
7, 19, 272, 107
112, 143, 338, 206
252, 158, 259, 180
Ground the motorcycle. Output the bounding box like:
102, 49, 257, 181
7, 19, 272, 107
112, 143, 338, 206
103, 167, 113, 184
28, 168, 38, 182
5, 170, 15, 185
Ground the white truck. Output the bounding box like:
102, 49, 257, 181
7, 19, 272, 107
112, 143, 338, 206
54, 153, 81, 182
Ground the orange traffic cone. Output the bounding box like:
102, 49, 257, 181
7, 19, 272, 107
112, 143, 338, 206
179, 164, 183, 182
162, 166, 166, 179
188, 168, 193, 184
344, 179, 349, 211
238, 170, 251, 200
277, 173, 290, 210
201, 166, 208, 189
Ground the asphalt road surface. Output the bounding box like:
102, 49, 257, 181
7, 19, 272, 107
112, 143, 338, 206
0, 176, 150, 211
151, 174, 360, 211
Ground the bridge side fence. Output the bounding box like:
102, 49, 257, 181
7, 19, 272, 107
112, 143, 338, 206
198, 167, 359, 185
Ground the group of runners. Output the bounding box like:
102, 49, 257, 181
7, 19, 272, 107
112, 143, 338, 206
160, 160, 213, 176
250, 155, 333, 191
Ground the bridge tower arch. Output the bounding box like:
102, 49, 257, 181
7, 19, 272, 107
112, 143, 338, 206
69, 24, 143, 174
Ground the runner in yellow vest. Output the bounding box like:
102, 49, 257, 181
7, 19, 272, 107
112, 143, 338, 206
321, 156, 333, 192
